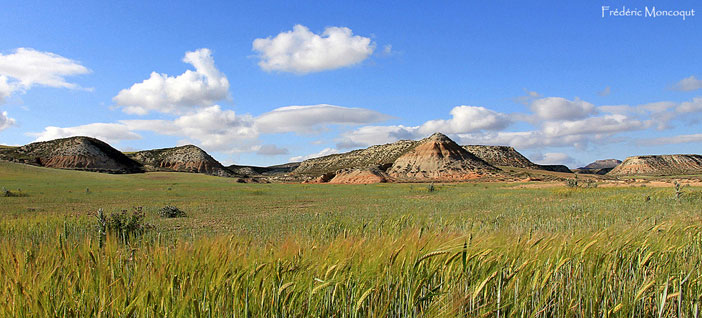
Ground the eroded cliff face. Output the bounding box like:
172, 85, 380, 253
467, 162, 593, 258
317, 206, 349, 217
387, 133, 498, 181
292, 140, 418, 176
462, 145, 540, 169
328, 168, 388, 184
0, 136, 143, 173
608, 155, 702, 176
128, 145, 233, 177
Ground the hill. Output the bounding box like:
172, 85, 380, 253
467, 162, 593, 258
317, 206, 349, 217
387, 133, 499, 181
537, 165, 572, 173
574, 159, 621, 175
292, 140, 418, 176
608, 154, 702, 176
127, 145, 234, 177
462, 145, 540, 169
0, 136, 143, 173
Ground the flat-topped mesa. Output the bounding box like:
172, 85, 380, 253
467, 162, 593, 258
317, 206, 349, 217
574, 159, 622, 175
0, 136, 143, 173
608, 154, 702, 176
387, 133, 499, 181
462, 145, 540, 169
127, 145, 234, 177
292, 139, 419, 176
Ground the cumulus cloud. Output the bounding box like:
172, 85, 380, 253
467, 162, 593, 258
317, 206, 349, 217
256, 104, 391, 134
337, 105, 511, 148
0, 48, 90, 102
253, 25, 375, 74
30, 123, 141, 143
530, 97, 596, 121
673, 76, 702, 91
289, 147, 338, 162
530, 152, 576, 166
113, 48, 229, 115
417, 106, 510, 135
0, 111, 15, 131
122, 105, 256, 152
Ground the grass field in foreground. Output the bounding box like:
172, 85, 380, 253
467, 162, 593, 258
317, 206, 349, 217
1, 160, 702, 317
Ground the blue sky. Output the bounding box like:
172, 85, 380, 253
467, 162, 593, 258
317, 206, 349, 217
0, 0, 701, 167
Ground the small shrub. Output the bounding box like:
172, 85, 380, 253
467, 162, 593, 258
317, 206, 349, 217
674, 181, 683, 199
427, 183, 435, 192
158, 205, 187, 218
96, 207, 148, 245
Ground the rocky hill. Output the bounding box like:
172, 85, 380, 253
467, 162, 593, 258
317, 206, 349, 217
387, 133, 499, 181
574, 159, 621, 175
228, 162, 300, 176
328, 168, 388, 184
537, 165, 573, 173
462, 145, 540, 169
608, 155, 702, 176
127, 145, 233, 177
0, 136, 143, 173
293, 140, 418, 176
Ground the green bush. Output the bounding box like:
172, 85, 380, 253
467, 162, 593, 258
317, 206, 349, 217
158, 205, 187, 218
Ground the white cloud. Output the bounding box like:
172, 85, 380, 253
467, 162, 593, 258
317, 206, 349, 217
530, 97, 596, 120
337, 125, 417, 148
676, 97, 702, 113
417, 106, 510, 135
113, 48, 229, 115
0, 48, 90, 103
673, 76, 702, 91
256, 104, 391, 134
254, 144, 289, 156
643, 133, 702, 145
122, 105, 256, 152
30, 123, 141, 143
530, 152, 576, 166
598, 86, 611, 96
253, 25, 375, 74
337, 105, 511, 148
541, 114, 645, 137
0, 111, 15, 131
289, 147, 338, 162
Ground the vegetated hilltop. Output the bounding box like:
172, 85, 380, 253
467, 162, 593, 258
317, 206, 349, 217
0, 136, 143, 173
228, 162, 300, 176
126, 145, 234, 177
608, 154, 702, 176
462, 145, 541, 169
292, 140, 419, 176
537, 165, 573, 173
574, 159, 622, 175
387, 133, 499, 181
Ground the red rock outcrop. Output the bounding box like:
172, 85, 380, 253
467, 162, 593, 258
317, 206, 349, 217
328, 168, 388, 184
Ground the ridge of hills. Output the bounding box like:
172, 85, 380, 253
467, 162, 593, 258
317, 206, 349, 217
2, 135, 701, 181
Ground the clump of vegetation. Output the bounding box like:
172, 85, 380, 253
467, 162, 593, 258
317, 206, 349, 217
674, 180, 683, 199
566, 174, 579, 188
427, 182, 435, 192
158, 205, 187, 218
96, 207, 148, 245
1, 187, 25, 197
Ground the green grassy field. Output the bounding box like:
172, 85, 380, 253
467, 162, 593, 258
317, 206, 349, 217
1, 160, 701, 317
